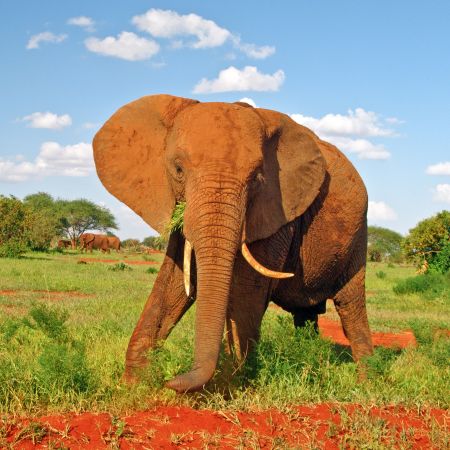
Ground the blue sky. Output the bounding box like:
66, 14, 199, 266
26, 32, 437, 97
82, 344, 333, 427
1, 1, 449, 239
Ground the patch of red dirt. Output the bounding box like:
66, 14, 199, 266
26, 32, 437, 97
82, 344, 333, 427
318, 317, 417, 349
3, 405, 447, 449
78, 259, 159, 265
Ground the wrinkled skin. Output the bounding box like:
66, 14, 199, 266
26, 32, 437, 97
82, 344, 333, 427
93, 95, 373, 393
80, 233, 110, 253
107, 236, 121, 252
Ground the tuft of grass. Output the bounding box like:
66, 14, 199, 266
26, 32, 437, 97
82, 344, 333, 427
163, 201, 186, 238
146, 266, 159, 274
108, 262, 132, 272
376, 270, 387, 279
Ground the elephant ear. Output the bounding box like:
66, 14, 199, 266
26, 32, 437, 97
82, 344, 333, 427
245, 108, 327, 242
93, 95, 198, 234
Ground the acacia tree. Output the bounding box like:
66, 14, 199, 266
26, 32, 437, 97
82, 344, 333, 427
403, 210, 450, 273
56, 199, 118, 248
367, 226, 404, 262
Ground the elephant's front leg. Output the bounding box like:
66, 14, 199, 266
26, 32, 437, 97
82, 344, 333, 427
124, 232, 195, 382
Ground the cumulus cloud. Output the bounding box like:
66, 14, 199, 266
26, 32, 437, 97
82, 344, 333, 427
194, 66, 285, 93
368, 201, 398, 221
26, 32, 67, 49
85, 32, 159, 61
132, 9, 274, 58
426, 162, 450, 175
238, 97, 257, 107
291, 108, 395, 138
433, 184, 450, 203
291, 108, 402, 160
0, 142, 94, 182
67, 16, 95, 32
21, 112, 72, 130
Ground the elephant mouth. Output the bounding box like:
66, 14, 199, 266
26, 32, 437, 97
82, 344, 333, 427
182, 239, 293, 296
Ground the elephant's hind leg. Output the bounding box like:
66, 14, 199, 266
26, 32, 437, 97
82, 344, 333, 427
332, 265, 373, 362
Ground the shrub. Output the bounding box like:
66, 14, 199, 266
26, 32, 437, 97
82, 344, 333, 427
0, 196, 30, 257
146, 266, 159, 274
393, 272, 449, 299
376, 271, 387, 279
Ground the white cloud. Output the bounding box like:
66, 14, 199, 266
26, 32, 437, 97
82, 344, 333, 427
132, 9, 275, 59
67, 16, 95, 32
238, 97, 257, 107
291, 108, 403, 160
322, 136, 390, 160
368, 201, 398, 221
132, 9, 230, 48
291, 108, 395, 138
433, 184, 450, 203
0, 142, 94, 182
194, 66, 285, 93
22, 112, 72, 130
82, 122, 100, 129
26, 32, 67, 50
85, 32, 159, 61
426, 162, 450, 176
232, 37, 275, 59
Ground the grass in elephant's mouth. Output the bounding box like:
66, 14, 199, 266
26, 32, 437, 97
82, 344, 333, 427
0, 253, 448, 416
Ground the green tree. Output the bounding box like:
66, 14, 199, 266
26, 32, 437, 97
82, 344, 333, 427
403, 210, 450, 273
0, 196, 31, 257
23, 192, 60, 251
142, 235, 167, 251
367, 226, 404, 262
55, 199, 118, 248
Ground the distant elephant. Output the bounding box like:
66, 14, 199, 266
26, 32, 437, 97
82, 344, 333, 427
57, 239, 71, 249
79, 233, 110, 253
93, 95, 373, 393
107, 236, 121, 252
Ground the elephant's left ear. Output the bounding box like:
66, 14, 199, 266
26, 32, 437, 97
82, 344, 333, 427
245, 108, 327, 242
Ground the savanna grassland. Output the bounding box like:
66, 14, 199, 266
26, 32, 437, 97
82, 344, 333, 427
1, 250, 449, 448
0, 250, 448, 421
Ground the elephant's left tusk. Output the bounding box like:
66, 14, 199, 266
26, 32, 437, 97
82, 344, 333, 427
241, 242, 294, 279
184, 240, 192, 297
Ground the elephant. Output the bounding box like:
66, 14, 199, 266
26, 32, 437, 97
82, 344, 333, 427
107, 236, 121, 252
93, 94, 373, 393
57, 239, 71, 249
79, 233, 110, 253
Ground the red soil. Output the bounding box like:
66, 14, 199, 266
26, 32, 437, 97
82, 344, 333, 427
319, 317, 417, 349
78, 258, 158, 265
4, 404, 447, 449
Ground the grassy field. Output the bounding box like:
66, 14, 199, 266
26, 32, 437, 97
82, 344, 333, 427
0, 251, 449, 416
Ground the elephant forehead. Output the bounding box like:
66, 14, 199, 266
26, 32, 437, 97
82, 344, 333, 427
171, 104, 264, 163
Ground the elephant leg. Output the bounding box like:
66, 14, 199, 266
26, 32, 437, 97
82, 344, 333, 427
124, 232, 195, 382
332, 265, 373, 362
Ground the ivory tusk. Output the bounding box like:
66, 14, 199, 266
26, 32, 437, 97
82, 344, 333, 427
183, 240, 192, 297
241, 242, 294, 279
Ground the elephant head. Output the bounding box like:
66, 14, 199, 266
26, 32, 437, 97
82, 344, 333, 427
93, 95, 326, 392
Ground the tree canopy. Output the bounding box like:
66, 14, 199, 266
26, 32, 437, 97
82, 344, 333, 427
403, 210, 450, 273
367, 226, 404, 262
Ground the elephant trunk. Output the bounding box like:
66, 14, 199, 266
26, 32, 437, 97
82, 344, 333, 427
165, 174, 246, 393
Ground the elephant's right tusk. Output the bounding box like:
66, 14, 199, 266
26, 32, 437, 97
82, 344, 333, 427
241, 242, 294, 279
183, 240, 192, 297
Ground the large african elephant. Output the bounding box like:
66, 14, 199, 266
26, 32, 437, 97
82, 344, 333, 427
80, 233, 110, 253
93, 95, 373, 393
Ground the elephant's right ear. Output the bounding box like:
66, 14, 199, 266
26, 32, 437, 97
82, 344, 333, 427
93, 95, 198, 234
